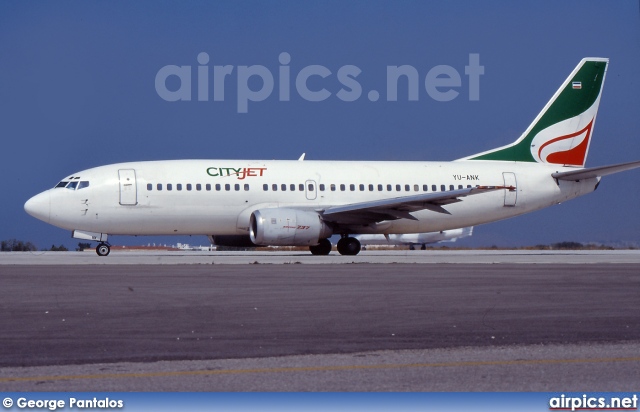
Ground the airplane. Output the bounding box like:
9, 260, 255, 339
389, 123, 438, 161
24, 58, 640, 257
355, 227, 473, 250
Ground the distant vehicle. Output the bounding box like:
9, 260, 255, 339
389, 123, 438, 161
24, 58, 640, 257
355, 227, 473, 250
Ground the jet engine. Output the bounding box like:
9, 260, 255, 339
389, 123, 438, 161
250, 208, 333, 246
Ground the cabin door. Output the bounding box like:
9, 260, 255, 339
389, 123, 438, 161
503, 172, 517, 207
118, 169, 138, 206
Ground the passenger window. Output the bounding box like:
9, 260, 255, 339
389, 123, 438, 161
331, 184, 336, 192
449, 185, 454, 191
206, 184, 211, 191
187, 184, 192, 191
263, 184, 268, 191
467, 185, 472, 188
196, 184, 201, 191
216, 184, 221, 191
225, 184, 231, 191
340, 184, 346, 191
66, 181, 78, 190
378, 184, 383, 191
405, 184, 410, 191
177, 184, 182, 191
458, 185, 463, 189
414, 185, 419, 191
369, 184, 374, 191
319, 184, 325, 191
299, 184, 304, 191
423, 184, 428, 191
396, 185, 401, 191
290, 184, 296, 191
432, 185, 437, 192
387, 184, 392, 191
350, 184, 355, 191
157, 184, 163, 191
235, 184, 240, 191
359, 184, 365, 191
244, 184, 249, 191
147, 183, 152, 191
441, 185, 446, 191
167, 184, 172, 191
308, 183, 314, 191
281, 184, 287, 191
272, 184, 278, 191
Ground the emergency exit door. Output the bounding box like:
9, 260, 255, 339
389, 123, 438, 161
305, 180, 317, 200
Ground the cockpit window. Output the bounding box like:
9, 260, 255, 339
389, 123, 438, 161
54, 179, 89, 190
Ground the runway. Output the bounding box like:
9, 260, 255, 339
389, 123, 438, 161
1, 254, 639, 391
2, 249, 640, 264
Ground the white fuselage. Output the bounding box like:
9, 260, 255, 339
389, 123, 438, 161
25, 159, 599, 238
355, 227, 473, 246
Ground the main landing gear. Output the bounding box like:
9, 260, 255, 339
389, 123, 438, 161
309, 238, 332, 255
336, 235, 361, 256
308, 236, 362, 256
96, 242, 111, 257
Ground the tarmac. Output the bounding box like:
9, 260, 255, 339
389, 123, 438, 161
2, 249, 640, 264
1, 250, 639, 391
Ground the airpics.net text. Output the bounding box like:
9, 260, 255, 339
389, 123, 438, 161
155, 52, 484, 113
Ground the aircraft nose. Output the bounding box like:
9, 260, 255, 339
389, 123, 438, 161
24, 191, 51, 223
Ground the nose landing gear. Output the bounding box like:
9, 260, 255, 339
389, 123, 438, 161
96, 243, 111, 256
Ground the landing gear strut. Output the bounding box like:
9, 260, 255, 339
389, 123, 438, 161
309, 238, 332, 255
96, 243, 111, 257
336, 236, 361, 256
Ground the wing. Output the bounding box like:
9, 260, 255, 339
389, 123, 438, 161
321, 186, 512, 225
552, 160, 640, 181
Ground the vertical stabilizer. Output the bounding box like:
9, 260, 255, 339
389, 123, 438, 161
462, 58, 608, 166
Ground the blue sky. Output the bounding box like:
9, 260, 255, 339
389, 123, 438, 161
2, 1, 639, 249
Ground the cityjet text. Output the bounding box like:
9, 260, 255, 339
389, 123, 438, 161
207, 167, 267, 180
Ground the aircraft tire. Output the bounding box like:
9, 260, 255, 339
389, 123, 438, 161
336, 238, 347, 255
309, 238, 332, 255
96, 243, 111, 257
337, 237, 361, 256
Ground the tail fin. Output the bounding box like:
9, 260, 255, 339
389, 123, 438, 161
462, 58, 608, 166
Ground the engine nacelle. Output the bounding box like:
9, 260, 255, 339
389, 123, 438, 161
250, 208, 333, 246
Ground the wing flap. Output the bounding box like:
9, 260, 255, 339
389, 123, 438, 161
321, 186, 511, 224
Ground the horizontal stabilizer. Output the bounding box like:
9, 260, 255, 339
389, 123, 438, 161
552, 160, 640, 181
